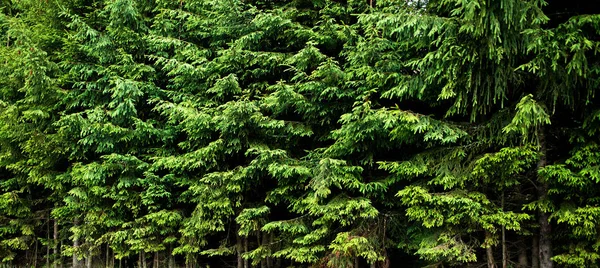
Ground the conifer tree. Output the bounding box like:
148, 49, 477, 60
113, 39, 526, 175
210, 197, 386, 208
0, 0, 599, 267
52, 0, 165, 266
0, 1, 65, 265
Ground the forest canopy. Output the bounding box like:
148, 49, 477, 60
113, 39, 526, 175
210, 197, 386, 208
1, 0, 600, 267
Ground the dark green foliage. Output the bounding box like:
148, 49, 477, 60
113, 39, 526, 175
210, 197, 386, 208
1, 0, 599, 267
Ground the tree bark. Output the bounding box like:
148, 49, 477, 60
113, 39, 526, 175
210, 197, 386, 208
537, 128, 553, 268
486, 246, 496, 268
260, 232, 266, 268
485, 231, 496, 268
168, 245, 174, 268
142, 251, 147, 268
237, 232, 243, 268
60, 231, 64, 268
502, 192, 507, 268
244, 236, 249, 268
267, 233, 274, 268
47, 217, 50, 268
381, 218, 390, 268
518, 238, 529, 268
34, 236, 38, 268
275, 234, 282, 268
532, 235, 540, 268
382, 252, 390, 268
538, 211, 553, 268
106, 245, 109, 268
154, 251, 159, 268
73, 219, 80, 268
54, 219, 59, 268
86, 252, 92, 268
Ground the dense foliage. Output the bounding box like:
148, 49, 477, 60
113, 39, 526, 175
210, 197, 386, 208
0, 0, 599, 267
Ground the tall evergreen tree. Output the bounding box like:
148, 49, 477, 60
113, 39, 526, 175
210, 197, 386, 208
0, 1, 66, 265
0, 0, 599, 267
52, 0, 165, 266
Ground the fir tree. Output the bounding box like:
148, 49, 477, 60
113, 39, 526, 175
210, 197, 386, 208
0, 1, 599, 267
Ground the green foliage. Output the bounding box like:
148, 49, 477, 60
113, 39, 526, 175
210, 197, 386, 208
503, 94, 551, 144
1, 0, 600, 267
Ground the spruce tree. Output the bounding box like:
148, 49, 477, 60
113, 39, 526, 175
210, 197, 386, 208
0, 0, 599, 267
52, 0, 164, 266
0, 1, 65, 265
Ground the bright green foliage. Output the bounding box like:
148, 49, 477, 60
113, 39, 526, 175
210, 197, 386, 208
1, 0, 600, 267
52, 0, 168, 263
0, 0, 65, 262
542, 134, 600, 267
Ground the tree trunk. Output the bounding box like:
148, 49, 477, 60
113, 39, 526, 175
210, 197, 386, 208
382, 252, 390, 268
237, 232, 243, 268
86, 253, 92, 268
267, 233, 273, 268
260, 232, 266, 268
54, 219, 59, 268
485, 231, 496, 268
106, 245, 109, 268
168, 245, 174, 268
518, 238, 529, 268
539, 211, 553, 268
244, 236, 249, 268
142, 251, 147, 268
532, 235, 540, 268
73, 219, 81, 268
47, 217, 51, 268
154, 251, 159, 268
502, 192, 507, 268
34, 236, 38, 268
60, 231, 64, 268
381, 217, 390, 268
72, 238, 79, 267
486, 246, 496, 268
275, 234, 282, 268
537, 128, 553, 268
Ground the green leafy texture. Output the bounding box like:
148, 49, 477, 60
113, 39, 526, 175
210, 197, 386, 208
0, 1, 65, 262
1, 0, 600, 267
